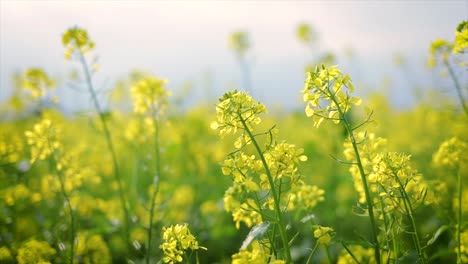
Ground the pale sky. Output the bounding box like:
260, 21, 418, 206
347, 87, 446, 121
1, 1, 467, 111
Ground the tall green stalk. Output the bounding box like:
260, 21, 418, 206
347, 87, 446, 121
146, 110, 162, 264
456, 165, 463, 264
443, 59, 468, 117
77, 51, 131, 243
50, 155, 75, 264
393, 175, 426, 263
328, 95, 381, 264
238, 113, 292, 263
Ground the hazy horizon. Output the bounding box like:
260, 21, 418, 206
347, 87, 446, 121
1, 1, 467, 112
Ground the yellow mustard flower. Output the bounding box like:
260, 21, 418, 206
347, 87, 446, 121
24, 119, 61, 163
313, 225, 335, 246
16, 240, 56, 264
160, 223, 206, 264
302, 65, 361, 128
21, 68, 55, 99
454, 21, 468, 53
130, 76, 170, 115
62, 26, 95, 60
229, 31, 250, 55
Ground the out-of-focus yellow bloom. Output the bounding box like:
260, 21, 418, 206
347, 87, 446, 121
433, 137, 467, 168
427, 39, 452, 68
75, 232, 112, 264
232, 240, 267, 264
16, 239, 56, 264
297, 23, 315, 44
0, 126, 24, 164
313, 225, 335, 246
289, 184, 325, 210
62, 26, 95, 60
229, 31, 250, 55
454, 21, 468, 53
131, 227, 148, 245
166, 185, 195, 222
0, 246, 13, 261
460, 230, 468, 263
160, 223, 206, 264
130, 76, 170, 115
24, 119, 61, 163
22, 68, 56, 99
302, 65, 361, 128
3, 183, 31, 206
336, 245, 377, 264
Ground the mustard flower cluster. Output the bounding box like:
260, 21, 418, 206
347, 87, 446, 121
454, 21, 468, 54
0, 246, 13, 262
344, 133, 427, 214
232, 240, 284, 264
211, 90, 267, 136
369, 152, 427, 210
427, 39, 452, 68
428, 21, 467, 67
343, 132, 387, 204
313, 225, 335, 246
21, 68, 56, 99
24, 119, 61, 163
229, 32, 250, 55
460, 230, 468, 263
62, 27, 95, 60
75, 232, 112, 264
214, 91, 324, 229
302, 65, 362, 127
432, 137, 467, 168
336, 245, 376, 264
221, 144, 323, 228
0, 128, 23, 164
160, 223, 206, 264
16, 239, 56, 264
296, 24, 315, 44
130, 76, 170, 116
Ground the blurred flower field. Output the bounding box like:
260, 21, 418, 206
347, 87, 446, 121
0, 21, 467, 264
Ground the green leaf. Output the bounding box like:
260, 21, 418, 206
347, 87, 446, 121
240, 221, 270, 250
425, 225, 449, 247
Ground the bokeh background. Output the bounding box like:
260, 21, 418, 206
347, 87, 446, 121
1, 0, 467, 111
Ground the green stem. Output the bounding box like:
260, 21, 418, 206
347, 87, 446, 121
328, 95, 381, 264
77, 52, 131, 244
305, 242, 320, 264
238, 113, 292, 263
393, 174, 426, 263
457, 165, 463, 264
51, 155, 75, 264
147, 115, 162, 264
444, 59, 468, 117
325, 245, 333, 264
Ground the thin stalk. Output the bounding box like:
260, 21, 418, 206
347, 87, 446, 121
325, 245, 333, 263
147, 114, 162, 264
457, 165, 463, 264
77, 52, 131, 243
238, 113, 292, 263
305, 242, 320, 264
394, 175, 426, 263
391, 218, 399, 262
328, 95, 381, 263
444, 59, 468, 117
51, 156, 75, 264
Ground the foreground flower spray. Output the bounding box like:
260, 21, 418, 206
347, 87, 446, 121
212, 90, 326, 263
